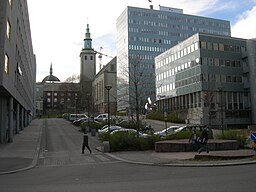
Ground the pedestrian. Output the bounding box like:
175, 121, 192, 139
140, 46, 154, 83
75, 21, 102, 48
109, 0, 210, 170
189, 130, 198, 151
198, 125, 209, 154
82, 132, 92, 154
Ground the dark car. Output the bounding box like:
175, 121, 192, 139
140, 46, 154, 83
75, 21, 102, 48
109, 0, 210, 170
72, 117, 88, 126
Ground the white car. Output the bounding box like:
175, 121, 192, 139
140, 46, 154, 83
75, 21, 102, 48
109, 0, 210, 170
111, 128, 150, 138
98, 125, 122, 135
154, 126, 180, 138
94, 114, 109, 121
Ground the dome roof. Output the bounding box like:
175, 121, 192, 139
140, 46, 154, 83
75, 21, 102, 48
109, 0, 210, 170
42, 64, 60, 83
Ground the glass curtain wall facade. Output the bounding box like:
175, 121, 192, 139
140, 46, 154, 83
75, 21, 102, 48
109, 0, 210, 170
116, 5, 231, 113
155, 33, 251, 128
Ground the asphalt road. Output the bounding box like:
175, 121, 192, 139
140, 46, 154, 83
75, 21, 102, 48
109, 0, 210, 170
0, 118, 255, 192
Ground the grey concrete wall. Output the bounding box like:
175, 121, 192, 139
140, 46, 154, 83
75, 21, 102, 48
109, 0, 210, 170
247, 39, 256, 124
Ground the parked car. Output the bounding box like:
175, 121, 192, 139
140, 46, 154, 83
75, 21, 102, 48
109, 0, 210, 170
72, 117, 89, 126
94, 113, 109, 122
69, 114, 87, 121
154, 125, 180, 138
98, 125, 122, 135
172, 125, 213, 138
110, 128, 150, 138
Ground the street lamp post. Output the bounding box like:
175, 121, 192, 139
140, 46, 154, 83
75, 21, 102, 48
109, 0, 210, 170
75, 96, 77, 120
86, 94, 90, 119
164, 98, 168, 136
218, 87, 224, 135
105, 85, 112, 131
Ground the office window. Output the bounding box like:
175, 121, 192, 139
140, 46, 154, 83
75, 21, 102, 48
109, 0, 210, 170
214, 58, 220, 66
200, 41, 206, 49
184, 48, 187, 55
191, 44, 195, 52
225, 60, 231, 67
54, 92, 57, 96
85, 55, 87, 60
187, 46, 191, 54
90, 56, 93, 60
7, 20, 11, 39
213, 43, 218, 50
47, 92, 51, 96
207, 42, 213, 50
195, 42, 199, 50
219, 44, 224, 51
5, 54, 10, 74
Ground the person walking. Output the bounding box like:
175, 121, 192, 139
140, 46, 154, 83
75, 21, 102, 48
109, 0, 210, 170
82, 132, 92, 154
198, 125, 209, 154
189, 130, 198, 151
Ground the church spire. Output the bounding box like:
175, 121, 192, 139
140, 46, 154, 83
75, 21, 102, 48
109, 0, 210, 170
50, 63, 53, 75
83, 24, 92, 49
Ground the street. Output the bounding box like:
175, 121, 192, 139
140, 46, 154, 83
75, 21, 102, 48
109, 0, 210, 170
0, 118, 256, 192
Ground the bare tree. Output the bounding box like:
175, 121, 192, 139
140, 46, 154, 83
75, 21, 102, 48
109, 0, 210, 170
64, 74, 80, 83
117, 54, 155, 135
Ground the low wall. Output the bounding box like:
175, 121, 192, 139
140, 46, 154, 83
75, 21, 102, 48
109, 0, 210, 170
155, 139, 239, 152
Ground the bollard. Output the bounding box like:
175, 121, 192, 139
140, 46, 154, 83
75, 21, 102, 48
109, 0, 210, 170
103, 141, 110, 152
91, 128, 96, 136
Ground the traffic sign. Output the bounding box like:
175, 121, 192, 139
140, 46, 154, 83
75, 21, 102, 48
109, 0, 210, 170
250, 132, 256, 141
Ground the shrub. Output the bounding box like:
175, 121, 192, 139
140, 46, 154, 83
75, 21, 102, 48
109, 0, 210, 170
80, 121, 103, 132
99, 132, 158, 152
216, 130, 247, 148
98, 132, 111, 143
146, 110, 184, 124
165, 130, 191, 140
119, 120, 144, 129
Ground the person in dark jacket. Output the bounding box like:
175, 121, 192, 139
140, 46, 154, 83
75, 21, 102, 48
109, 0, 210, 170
198, 125, 209, 154
82, 132, 92, 154
189, 130, 198, 151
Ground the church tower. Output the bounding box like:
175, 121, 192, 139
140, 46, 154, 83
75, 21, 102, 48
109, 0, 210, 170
80, 24, 96, 111
80, 24, 96, 92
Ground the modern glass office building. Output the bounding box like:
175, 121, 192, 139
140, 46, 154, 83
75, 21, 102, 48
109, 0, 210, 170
116, 5, 231, 113
155, 33, 256, 128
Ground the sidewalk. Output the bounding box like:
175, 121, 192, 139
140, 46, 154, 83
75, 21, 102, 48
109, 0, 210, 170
0, 119, 256, 175
107, 149, 256, 167
0, 119, 42, 175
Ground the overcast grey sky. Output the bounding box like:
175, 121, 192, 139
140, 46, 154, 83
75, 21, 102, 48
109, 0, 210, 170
27, 0, 256, 82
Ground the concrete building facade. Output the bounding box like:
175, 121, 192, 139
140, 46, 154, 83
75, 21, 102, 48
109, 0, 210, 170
93, 57, 117, 115
116, 5, 231, 112
155, 33, 256, 128
0, 0, 36, 143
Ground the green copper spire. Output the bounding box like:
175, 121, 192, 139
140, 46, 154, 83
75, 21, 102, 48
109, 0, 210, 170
84, 24, 92, 49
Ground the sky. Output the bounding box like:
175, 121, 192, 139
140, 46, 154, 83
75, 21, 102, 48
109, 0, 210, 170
27, 0, 256, 82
